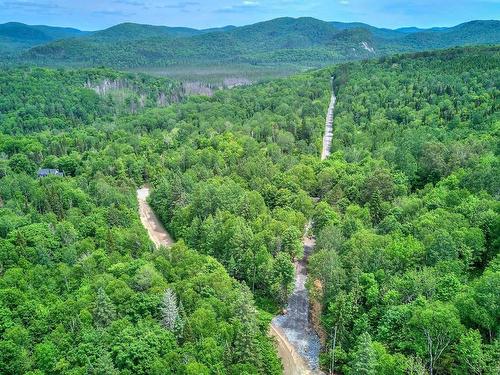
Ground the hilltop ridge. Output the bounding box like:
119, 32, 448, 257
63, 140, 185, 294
1, 18, 498, 82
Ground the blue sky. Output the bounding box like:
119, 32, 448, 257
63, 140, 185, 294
1, 0, 499, 30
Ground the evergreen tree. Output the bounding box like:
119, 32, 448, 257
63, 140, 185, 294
349, 332, 377, 375
91, 350, 119, 375
272, 252, 295, 306
231, 285, 258, 365
368, 190, 383, 225
93, 287, 116, 328
160, 288, 180, 332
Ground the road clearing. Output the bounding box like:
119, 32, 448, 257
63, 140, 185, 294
272, 88, 336, 374
137, 186, 174, 248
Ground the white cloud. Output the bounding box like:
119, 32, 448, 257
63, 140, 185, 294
243, 1, 259, 6
339, 0, 349, 5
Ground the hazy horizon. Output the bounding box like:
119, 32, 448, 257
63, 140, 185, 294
0, 0, 499, 31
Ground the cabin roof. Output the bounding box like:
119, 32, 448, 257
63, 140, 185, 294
37, 168, 64, 177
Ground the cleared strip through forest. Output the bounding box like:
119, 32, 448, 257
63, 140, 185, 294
137, 186, 175, 248
321, 93, 336, 161
271, 87, 336, 374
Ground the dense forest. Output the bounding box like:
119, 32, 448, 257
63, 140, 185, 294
0, 58, 331, 373
0, 67, 183, 134
0, 45, 498, 374
309, 46, 499, 374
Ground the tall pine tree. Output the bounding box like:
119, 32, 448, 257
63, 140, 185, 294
349, 332, 377, 375
93, 287, 116, 328
160, 288, 180, 332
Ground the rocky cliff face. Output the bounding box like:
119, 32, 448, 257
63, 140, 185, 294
84, 78, 179, 113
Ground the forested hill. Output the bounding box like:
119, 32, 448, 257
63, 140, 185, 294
86, 22, 235, 40
0, 46, 498, 374
309, 45, 500, 374
4, 18, 499, 70
0, 21, 234, 56
0, 22, 88, 54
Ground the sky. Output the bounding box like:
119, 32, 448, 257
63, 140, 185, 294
0, 0, 499, 31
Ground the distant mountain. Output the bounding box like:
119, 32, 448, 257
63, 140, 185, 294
0, 22, 88, 54
74, 22, 238, 41
232, 17, 339, 47
329, 20, 500, 52
330, 21, 404, 39
202, 25, 237, 34
385, 20, 500, 52
15, 17, 380, 67
3, 18, 499, 71
88, 23, 200, 40
29, 25, 89, 40
395, 26, 448, 34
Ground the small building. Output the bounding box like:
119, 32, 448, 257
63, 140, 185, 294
37, 168, 64, 178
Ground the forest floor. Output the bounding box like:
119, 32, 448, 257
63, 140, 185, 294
137, 186, 174, 248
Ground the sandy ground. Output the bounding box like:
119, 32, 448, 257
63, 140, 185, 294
137, 186, 174, 248
270, 324, 318, 375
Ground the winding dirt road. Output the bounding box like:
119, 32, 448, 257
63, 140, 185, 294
137, 186, 174, 248
137, 185, 313, 372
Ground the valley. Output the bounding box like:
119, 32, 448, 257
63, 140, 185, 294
0, 7, 498, 374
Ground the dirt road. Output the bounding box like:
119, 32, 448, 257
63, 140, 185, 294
321, 94, 336, 161
270, 325, 317, 375
272, 89, 336, 374
136, 185, 316, 373
137, 186, 174, 248
136, 88, 336, 374
271, 225, 323, 375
